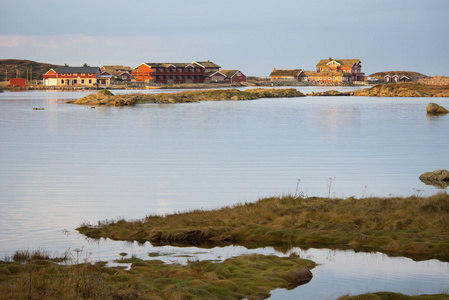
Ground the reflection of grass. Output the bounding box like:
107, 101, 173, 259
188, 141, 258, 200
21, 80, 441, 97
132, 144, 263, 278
0, 254, 314, 299
338, 292, 449, 299
78, 193, 449, 261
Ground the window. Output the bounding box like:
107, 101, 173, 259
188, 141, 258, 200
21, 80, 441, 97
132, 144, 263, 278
81, 79, 85, 84
89, 79, 92, 84
73, 73, 77, 76
61, 80, 64, 84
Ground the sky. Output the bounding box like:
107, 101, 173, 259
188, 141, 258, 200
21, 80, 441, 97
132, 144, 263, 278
1, 0, 448, 77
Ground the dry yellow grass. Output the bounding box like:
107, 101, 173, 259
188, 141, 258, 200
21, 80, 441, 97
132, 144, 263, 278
78, 193, 449, 261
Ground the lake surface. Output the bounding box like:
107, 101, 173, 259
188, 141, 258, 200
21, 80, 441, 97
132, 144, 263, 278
0, 88, 448, 298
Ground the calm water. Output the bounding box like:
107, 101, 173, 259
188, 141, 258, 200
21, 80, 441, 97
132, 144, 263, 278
0, 88, 448, 298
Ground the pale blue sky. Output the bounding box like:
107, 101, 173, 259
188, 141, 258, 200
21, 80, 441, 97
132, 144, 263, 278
1, 0, 448, 77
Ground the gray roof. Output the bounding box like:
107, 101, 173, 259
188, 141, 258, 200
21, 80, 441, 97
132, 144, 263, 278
57, 66, 100, 74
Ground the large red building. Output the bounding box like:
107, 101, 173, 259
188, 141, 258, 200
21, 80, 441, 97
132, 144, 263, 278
132, 61, 221, 84
316, 58, 365, 82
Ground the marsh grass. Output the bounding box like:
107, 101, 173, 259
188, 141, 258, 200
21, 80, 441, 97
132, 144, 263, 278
11, 249, 69, 263
0, 254, 315, 300
77, 193, 449, 261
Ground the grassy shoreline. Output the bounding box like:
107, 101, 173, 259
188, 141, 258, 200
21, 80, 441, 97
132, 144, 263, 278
0, 254, 315, 299
77, 193, 449, 262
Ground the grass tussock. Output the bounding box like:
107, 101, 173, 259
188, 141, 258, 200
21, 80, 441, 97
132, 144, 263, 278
10, 249, 69, 263
77, 193, 449, 261
0, 254, 314, 300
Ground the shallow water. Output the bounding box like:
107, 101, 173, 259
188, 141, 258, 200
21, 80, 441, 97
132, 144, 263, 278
0, 88, 448, 298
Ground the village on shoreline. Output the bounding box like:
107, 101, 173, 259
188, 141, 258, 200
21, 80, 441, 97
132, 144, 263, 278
1, 58, 449, 91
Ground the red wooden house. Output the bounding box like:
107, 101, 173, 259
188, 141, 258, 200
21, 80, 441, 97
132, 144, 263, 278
220, 70, 247, 83
43, 69, 58, 86
270, 69, 303, 81
100, 65, 132, 82
132, 63, 203, 84
132, 60, 221, 84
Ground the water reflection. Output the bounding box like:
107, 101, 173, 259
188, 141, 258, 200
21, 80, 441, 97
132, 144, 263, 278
78, 237, 449, 299
1, 89, 449, 298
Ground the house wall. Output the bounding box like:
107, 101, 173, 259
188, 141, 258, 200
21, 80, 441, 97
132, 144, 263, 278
229, 72, 247, 83
44, 78, 58, 86
270, 76, 297, 81
10, 78, 26, 87
210, 74, 226, 82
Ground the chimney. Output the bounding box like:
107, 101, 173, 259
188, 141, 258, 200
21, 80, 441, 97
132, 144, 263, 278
329, 57, 332, 61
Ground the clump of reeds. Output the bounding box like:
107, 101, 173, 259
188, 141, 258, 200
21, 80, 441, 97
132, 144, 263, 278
12, 248, 69, 263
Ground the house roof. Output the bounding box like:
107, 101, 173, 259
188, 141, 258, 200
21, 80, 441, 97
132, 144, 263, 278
57, 66, 100, 74
192, 61, 221, 69
316, 59, 361, 68
101, 65, 132, 75
135, 63, 199, 69
206, 71, 226, 77
220, 70, 245, 78
270, 69, 302, 77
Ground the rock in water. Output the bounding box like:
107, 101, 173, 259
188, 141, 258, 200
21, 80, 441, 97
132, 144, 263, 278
419, 169, 449, 188
426, 103, 449, 114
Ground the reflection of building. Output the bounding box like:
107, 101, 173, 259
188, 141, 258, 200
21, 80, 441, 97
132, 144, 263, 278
132, 60, 221, 84
43, 66, 101, 86
316, 58, 364, 82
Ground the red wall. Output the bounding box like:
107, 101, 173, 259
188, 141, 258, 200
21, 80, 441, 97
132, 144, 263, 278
10, 78, 26, 87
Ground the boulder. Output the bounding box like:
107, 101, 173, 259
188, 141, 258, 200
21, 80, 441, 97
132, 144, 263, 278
285, 268, 313, 288
419, 169, 449, 188
426, 103, 448, 114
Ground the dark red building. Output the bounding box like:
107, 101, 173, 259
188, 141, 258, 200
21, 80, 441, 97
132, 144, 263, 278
10, 78, 26, 87
132, 61, 221, 84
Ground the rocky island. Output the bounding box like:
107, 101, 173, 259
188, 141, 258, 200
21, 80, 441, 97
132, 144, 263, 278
307, 82, 449, 97
68, 88, 304, 106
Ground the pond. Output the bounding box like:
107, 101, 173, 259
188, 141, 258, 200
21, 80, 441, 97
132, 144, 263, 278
0, 87, 448, 298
